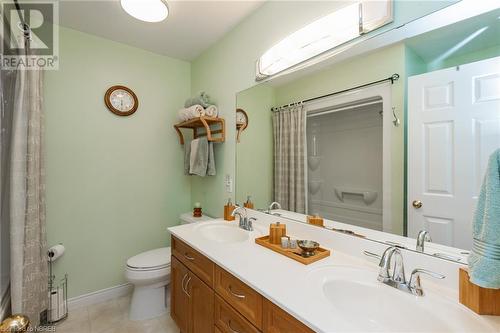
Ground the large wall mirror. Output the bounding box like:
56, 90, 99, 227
235, 3, 500, 263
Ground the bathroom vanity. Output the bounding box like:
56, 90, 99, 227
170, 234, 313, 333
168, 212, 500, 333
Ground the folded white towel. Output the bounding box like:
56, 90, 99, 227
204, 105, 218, 118
178, 104, 205, 122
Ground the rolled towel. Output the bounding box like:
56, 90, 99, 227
178, 104, 205, 122
468, 148, 500, 289
184, 91, 212, 108
205, 105, 218, 118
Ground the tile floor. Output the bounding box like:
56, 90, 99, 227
55, 295, 179, 333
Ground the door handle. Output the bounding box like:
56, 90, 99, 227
228, 285, 246, 299
181, 273, 191, 297
183, 276, 192, 298
181, 273, 188, 296
412, 200, 423, 209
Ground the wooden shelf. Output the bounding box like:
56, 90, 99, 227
174, 116, 225, 145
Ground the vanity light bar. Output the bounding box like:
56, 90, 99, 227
256, 0, 393, 79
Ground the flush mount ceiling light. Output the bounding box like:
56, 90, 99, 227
257, 0, 393, 79
120, 0, 169, 23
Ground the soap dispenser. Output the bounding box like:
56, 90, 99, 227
224, 198, 235, 221
269, 221, 287, 245
307, 214, 324, 227
243, 195, 254, 209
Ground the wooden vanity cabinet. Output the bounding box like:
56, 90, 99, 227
171, 256, 190, 333
188, 270, 215, 333
215, 265, 263, 329
171, 256, 214, 333
171, 236, 314, 333
263, 299, 315, 333
172, 236, 215, 287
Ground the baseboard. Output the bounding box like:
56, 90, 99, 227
0, 287, 11, 321
68, 283, 133, 311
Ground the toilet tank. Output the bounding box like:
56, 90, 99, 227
179, 212, 212, 225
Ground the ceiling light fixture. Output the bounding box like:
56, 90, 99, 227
120, 0, 169, 23
256, 0, 393, 79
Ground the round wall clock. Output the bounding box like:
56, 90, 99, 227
236, 108, 249, 143
104, 85, 139, 116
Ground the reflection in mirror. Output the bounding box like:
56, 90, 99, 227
236, 6, 500, 261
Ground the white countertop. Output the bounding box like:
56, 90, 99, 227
168, 211, 500, 332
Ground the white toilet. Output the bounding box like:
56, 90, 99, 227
125, 213, 212, 320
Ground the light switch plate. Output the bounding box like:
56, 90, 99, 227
225, 174, 233, 193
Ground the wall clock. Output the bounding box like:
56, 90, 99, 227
236, 108, 248, 143
104, 85, 139, 116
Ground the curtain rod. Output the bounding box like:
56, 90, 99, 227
271, 73, 399, 111
13, 0, 31, 41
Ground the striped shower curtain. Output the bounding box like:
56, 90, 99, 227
272, 104, 306, 214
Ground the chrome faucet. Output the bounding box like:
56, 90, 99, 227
378, 247, 406, 284
231, 206, 255, 231
267, 201, 282, 214
416, 230, 432, 252
365, 246, 445, 296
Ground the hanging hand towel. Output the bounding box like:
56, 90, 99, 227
468, 148, 500, 289
184, 141, 191, 175
207, 141, 216, 176
188, 137, 215, 177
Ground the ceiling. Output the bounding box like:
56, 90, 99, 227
405, 8, 500, 64
58, 0, 265, 60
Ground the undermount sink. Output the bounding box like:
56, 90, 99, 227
307, 266, 496, 332
196, 220, 265, 244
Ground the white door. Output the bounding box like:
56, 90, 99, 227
408, 56, 500, 250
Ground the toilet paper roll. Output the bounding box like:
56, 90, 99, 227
48, 244, 65, 262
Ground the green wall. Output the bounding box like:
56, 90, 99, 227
236, 84, 275, 209
45, 27, 191, 298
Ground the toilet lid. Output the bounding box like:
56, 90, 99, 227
127, 247, 171, 270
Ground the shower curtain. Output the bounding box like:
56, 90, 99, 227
272, 104, 307, 214
1, 31, 48, 325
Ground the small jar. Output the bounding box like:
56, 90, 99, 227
280, 236, 289, 249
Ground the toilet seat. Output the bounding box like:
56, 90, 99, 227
126, 247, 171, 271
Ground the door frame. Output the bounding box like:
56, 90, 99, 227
304, 83, 393, 232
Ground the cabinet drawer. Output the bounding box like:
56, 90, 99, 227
263, 299, 314, 333
215, 295, 260, 333
172, 236, 215, 287
215, 265, 263, 329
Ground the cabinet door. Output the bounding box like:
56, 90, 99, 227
187, 270, 214, 333
171, 256, 190, 333
215, 295, 260, 333
215, 265, 263, 329
263, 299, 314, 333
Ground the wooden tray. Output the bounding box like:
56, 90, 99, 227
255, 236, 331, 265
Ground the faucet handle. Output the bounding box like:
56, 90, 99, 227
409, 268, 445, 296
363, 251, 381, 260
247, 217, 256, 231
